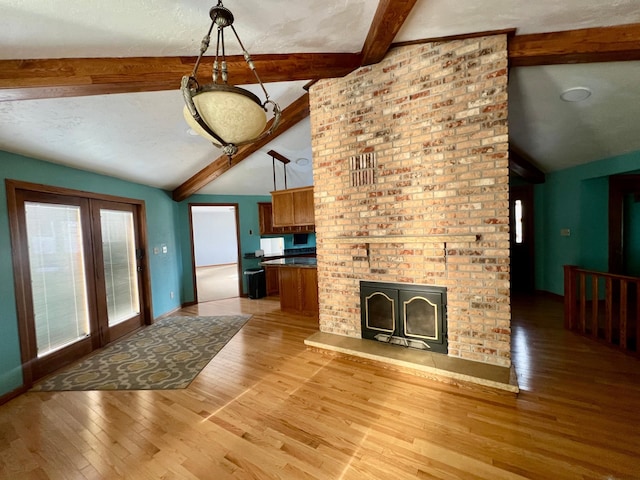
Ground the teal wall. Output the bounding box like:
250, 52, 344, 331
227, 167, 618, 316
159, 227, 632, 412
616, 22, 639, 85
0, 151, 183, 396
176, 194, 271, 303
535, 150, 640, 294
0, 150, 283, 397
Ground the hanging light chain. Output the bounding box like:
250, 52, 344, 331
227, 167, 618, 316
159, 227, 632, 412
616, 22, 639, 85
181, 1, 282, 157
212, 25, 221, 83
229, 25, 270, 101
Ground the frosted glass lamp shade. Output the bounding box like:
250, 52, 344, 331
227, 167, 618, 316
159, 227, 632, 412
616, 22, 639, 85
183, 88, 268, 146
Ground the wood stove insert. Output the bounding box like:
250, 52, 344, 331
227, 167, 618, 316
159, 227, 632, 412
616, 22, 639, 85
360, 281, 447, 354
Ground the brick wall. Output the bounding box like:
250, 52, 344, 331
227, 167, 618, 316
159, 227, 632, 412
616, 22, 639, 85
309, 35, 511, 367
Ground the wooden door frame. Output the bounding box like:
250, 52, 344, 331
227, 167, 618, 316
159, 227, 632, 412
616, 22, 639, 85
5, 179, 153, 387
609, 174, 640, 274
188, 203, 243, 302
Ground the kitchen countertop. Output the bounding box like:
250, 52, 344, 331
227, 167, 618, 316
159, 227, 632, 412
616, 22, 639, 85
244, 247, 316, 261
260, 257, 317, 268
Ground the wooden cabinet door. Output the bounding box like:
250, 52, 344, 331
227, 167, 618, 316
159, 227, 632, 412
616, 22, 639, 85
277, 266, 318, 315
265, 266, 280, 296
300, 267, 319, 315
258, 202, 274, 235
278, 267, 299, 311
293, 188, 315, 226
272, 191, 294, 227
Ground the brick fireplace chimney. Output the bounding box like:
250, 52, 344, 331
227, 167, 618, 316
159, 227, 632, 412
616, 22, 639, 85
309, 35, 511, 368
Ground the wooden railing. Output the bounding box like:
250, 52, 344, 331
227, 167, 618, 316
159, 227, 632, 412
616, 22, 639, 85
564, 265, 640, 353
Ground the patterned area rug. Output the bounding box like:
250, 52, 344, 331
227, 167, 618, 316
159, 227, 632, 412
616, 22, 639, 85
32, 315, 251, 391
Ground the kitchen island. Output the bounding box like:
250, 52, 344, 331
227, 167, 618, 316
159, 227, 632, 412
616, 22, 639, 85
260, 257, 318, 316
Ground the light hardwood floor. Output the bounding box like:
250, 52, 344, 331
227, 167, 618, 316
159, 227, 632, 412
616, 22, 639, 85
0, 294, 639, 479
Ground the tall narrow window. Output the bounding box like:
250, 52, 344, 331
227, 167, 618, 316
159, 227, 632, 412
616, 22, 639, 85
25, 202, 90, 357
514, 199, 524, 244
100, 209, 140, 327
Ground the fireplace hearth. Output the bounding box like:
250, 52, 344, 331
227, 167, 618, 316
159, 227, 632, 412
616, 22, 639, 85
360, 281, 447, 354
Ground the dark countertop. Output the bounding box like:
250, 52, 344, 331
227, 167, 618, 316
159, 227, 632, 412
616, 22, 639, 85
260, 257, 317, 268
244, 247, 316, 261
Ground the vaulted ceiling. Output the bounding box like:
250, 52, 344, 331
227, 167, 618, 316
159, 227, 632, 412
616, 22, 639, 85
1, 1, 640, 200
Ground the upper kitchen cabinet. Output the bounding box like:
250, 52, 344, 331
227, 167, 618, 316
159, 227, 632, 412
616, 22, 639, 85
271, 186, 315, 228
258, 202, 278, 235
258, 200, 314, 235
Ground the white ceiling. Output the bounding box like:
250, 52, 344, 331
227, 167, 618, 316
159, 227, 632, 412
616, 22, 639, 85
509, 61, 640, 172
1, 0, 640, 195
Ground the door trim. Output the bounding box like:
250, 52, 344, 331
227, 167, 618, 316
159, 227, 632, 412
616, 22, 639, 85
5, 179, 153, 388
188, 203, 243, 302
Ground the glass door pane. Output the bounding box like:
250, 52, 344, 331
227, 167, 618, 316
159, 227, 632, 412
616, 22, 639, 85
24, 202, 90, 357
100, 209, 140, 327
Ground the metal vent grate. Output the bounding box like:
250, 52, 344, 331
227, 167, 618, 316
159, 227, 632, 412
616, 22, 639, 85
350, 152, 376, 187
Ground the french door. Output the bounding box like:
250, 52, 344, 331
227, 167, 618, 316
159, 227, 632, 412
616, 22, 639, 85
90, 200, 144, 344
9, 183, 148, 382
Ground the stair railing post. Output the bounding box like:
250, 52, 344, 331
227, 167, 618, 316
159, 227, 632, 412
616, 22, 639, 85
564, 265, 577, 330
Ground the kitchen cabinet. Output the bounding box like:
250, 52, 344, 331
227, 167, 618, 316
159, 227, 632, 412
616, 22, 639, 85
258, 202, 278, 235
265, 266, 280, 296
299, 267, 319, 314
271, 186, 315, 228
258, 201, 314, 235
278, 266, 318, 316
278, 267, 299, 311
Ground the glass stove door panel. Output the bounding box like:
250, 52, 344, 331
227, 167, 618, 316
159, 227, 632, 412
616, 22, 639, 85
400, 290, 445, 343
361, 286, 399, 335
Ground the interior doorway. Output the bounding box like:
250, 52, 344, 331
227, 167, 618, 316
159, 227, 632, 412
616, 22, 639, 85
609, 174, 640, 276
510, 183, 536, 293
190, 204, 242, 302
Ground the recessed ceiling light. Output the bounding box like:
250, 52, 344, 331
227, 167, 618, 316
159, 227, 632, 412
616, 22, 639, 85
560, 87, 592, 102
186, 128, 200, 137
295, 157, 310, 166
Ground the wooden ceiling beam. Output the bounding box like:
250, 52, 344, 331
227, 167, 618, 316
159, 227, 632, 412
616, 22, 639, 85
392, 28, 517, 49
0, 53, 361, 101
509, 22, 640, 67
360, 0, 419, 66
509, 145, 546, 184
3, 23, 639, 101
172, 93, 310, 202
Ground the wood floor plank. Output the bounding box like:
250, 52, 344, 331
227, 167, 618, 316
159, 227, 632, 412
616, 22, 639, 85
0, 294, 639, 479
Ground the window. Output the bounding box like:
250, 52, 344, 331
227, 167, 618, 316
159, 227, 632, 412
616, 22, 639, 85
514, 199, 523, 244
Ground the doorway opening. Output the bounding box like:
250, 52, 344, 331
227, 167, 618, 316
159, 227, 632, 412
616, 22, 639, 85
190, 204, 242, 302
609, 174, 640, 276
510, 183, 535, 293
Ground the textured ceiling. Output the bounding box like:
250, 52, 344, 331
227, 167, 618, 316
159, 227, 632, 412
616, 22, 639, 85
1, 0, 640, 195
509, 61, 640, 172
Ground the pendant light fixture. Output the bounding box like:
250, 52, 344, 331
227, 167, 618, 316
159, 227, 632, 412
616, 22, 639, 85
181, 1, 281, 158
